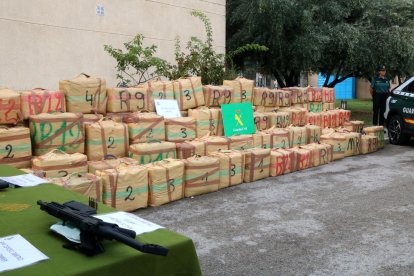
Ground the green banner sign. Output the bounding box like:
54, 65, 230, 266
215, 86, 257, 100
221, 102, 255, 137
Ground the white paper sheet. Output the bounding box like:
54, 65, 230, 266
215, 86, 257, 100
0, 234, 48, 273
154, 99, 181, 118
0, 174, 48, 187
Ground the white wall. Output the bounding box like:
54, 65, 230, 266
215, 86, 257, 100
0, 0, 225, 90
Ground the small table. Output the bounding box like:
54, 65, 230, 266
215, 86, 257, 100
0, 165, 201, 275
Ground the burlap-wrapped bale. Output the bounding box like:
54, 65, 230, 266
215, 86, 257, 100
301, 143, 333, 167
253, 87, 277, 107
307, 87, 322, 102
20, 88, 66, 119
184, 155, 220, 197
309, 102, 323, 113
0, 88, 22, 124
320, 132, 347, 160
173, 77, 204, 110
124, 112, 165, 144
32, 150, 88, 178
287, 147, 313, 171
322, 87, 335, 103
147, 159, 185, 207
266, 111, 290, 128
20, 168, 46, 178
270, 149, 296, 176
270, 148, 296, 176
165, 117, 196, 143
320, 112, 331, 129
286, 126, 308, 147
49, 173, 102, 202
223, 77, 255, 103
144, 80, 174, 111
305, 112, 322, 127
198, 136, 230, 154
360, 135, 379, 154
284, 87, 308, 104
189, 107, 223, 137
343, 131, 361, 157
323, 103, 336, 111
88, 157, 138, 174
209, 150, 245, 188
0, 126, 32, 168
203, 85, 233, 107
96, 165, 148, 211
176, 140, 206, 159
343, 120, 364, 133
255, 106, 277, 113
85, 120, 129, 161
336, 109, 351, 125
228, 135, 254, 150
243, 148, 271, 183
327, 110, 339, 128
106, 86, 149, 113
30, 112, 84, 155
129, 141, 176, 165
253, 132, 271, 149
254, 112, 270, 131
266, 128, 292, 149
363, 126, 385, 149
83, 114, 104, 125
59, 73, 106, 114
276, 89, 292, 107
279, 108, 305, 126
305, 124, 322, 143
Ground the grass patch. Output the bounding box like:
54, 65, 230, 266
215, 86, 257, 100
335, 99, 373, 126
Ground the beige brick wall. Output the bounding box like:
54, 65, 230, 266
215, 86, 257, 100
0, 0, 225, 90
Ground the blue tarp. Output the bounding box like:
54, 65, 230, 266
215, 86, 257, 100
317, 74, 356, 99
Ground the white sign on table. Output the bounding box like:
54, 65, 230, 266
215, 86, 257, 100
0, 174, 48, 188
0, 234, 48, 273
154, 99, 181, 118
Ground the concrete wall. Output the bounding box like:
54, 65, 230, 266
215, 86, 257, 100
0, 0, 225, 90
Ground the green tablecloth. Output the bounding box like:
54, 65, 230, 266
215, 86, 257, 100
0, 165, 201, 276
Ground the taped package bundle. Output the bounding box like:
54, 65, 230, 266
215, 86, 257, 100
176, 140, 207, 159
342, 131, 361, 157
289, 108, 307, 126
267, 111, 290, 128
360, 135, 379, 154
322, 87, 335, 103
307, 87, 322, 102
198, 136, 230, 154
336, 109, 351, 125
301, 143, 333, 167
309, 102, 323, 113
188, 107, 223, 137
243, 148, 271, 183
286, 126, 308, 147
327, 110, 339, 128
270, 148, 296, 177
105, 112, 131, 123
254, 112, 270, 131
59, 73, 107, 114
173, 77, 205, 110
83, 114, 104, 125
20, 88, 66, 119
320, 132, 347, 160
49, 173, 103, 202
288, 147, 313, 171
184, 155, 220, 197
320, 112, 331, 129
124, 112, 165, 144
85, 120, 129, 161
88, 157, 138, 174
0, 126, 32, 168
96, 165, 148, 211
276, 90, 292, 107
147, 159, 185, 207
0, 88, 22, 124
253, 132, 271, 149
228, 135, 254, 150
253, 87, 277, 107
144, 80, 174, 111
32, 150, 88, 178
209, 150, 245, 188
305, 124, 322, 143
30, 112, 84, 155
305, 112, 322, 127
323, 103, 336, 111
165, 117, 196, 142
129, 141, 176, 164
255, 106, 276, 113
106, 86, 149, 113
363, 126, 385, 149
223, 77, 255, 103
267, 128, 292, 149
284, 87, 308, 104
343, 120, 364, 133
203, 85, 233, 107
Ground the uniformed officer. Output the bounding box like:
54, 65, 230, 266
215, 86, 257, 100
370, 65, 390, 126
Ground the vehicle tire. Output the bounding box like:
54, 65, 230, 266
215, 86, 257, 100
388, 115, 408, 145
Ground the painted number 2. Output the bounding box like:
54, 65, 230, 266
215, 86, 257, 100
125, 186, 135, 201
2, 144, 14, 159
107, 136, 115, 149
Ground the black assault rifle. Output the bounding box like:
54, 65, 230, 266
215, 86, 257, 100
37, 200, 168, 256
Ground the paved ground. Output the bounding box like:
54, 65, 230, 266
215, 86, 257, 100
136, 142, 414, 276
